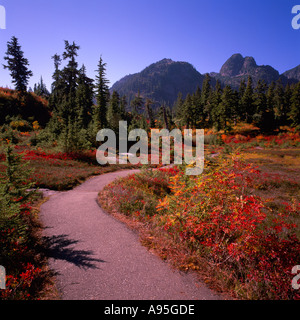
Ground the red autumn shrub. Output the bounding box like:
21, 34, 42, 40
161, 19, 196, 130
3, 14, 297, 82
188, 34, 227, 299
157, 156, 300, 299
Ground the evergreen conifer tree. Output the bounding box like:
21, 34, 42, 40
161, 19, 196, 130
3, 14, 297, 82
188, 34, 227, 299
107, 90, 121, 132
119, 95, 128, 120
182, 93, 193, 128
288, 82, 300, 127
61, 40, 80, 121
131, 91, 144, 114
211, 80, 223, 130
174, 92, 184, 126
34, 76, 50, 99
253, 80, 272, 131
49, 54, 63, 111
3, 36, 33, 93
273, 80, 287, 127
94, 56, 110, 129
145, 98, 155, 128
201, 74, 212, 125
241, 76, 254, 123
76, 65, 94, 128
218, 85, 236, 132
193, 86, 204, 127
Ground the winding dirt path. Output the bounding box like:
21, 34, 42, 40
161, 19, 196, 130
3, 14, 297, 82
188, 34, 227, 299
40, 169, 222, 300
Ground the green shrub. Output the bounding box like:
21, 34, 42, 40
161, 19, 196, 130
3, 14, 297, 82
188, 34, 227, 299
0, 125, 19, 144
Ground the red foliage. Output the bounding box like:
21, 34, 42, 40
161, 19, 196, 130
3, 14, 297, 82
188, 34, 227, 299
157, 158, 300, 299
221, 131, 300, 146
19, 149, 97, 165
1, 263, 41, 300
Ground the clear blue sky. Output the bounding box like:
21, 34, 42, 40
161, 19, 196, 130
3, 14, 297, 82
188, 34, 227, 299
0, 0, 299, 90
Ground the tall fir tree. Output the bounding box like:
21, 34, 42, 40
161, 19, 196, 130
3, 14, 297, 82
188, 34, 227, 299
288, 82, 300, 127
129, 91, 144, 130
182, 93, 193, 128
94, 56, 110, 129
3, 36, 33, 93
193, 86, 204, 128
49, 54, 63, 111
130, 90, 144, 114
211, 80, 223, 130
145, 98, 155, 128
61, 40, 80, 121
76, 64, 94, 128
174, 92, 184, 126
238, 79, 246, 98
238, 79, 246, 121
253, 80, 272, 131
49, 41, 80, 124
218, 85, 236, 132
284, 83, 293, 123
161, 104, 170, 130
119, 95, 128, 120
201, 74, 212, 126
107, 90, 121, 132
189, 91, 201, 128
273, 80, 287, 127
266, 81, 275, 110
241, 76, 255, 123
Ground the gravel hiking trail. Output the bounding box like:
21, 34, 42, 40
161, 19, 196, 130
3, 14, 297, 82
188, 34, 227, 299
40, 169, 222, 300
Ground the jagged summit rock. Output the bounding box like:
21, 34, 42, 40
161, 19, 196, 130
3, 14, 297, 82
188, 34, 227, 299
217, 53, 280, 86
220, 54, 264, 77
220, 53, 245, 77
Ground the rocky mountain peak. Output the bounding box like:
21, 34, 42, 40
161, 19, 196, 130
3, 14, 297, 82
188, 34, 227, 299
220, 53, 244, 77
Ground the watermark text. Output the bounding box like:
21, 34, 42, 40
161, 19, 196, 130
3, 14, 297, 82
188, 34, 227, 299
0, 5, 6, 29
292, 265, 300, 290
292, 5, 300, 30
0, 265, 5, 290
96, 121, 204, 175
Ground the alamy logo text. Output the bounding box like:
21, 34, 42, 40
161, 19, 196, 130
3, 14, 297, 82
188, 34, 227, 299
0, 5, 6, 29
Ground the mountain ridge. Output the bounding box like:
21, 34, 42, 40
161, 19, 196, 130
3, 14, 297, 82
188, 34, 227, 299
283, 65, 300, 82
110, 54, 299, 107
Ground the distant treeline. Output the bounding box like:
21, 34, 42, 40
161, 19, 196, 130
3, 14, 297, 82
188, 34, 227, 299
174, 74, 300, 132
